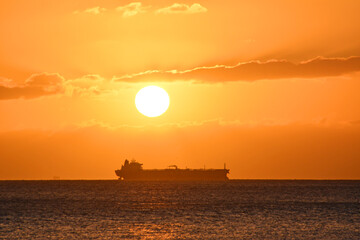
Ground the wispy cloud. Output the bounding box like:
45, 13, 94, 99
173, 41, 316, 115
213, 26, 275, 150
156, 3, 207, 14
116, 2, 149, 18
73, 6, 106, 15
73, 3, 207, 17
114, 56, 360, 83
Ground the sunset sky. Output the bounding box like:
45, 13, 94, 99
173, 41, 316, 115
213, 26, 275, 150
1, 0, 360, 179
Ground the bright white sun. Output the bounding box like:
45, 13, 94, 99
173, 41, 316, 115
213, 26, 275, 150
135, 86, 170, 117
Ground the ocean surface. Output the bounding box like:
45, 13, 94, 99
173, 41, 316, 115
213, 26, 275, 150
0, 180, 359, 239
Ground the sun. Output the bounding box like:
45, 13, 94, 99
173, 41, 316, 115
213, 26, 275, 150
135, 86, 170, 117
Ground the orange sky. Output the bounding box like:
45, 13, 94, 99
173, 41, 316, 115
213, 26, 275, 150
1, 0, 360, 179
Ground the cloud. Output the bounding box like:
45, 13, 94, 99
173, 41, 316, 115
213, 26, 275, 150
0, 73, 119, 100
63, 74, 121, 97
0, 73, 65, 100
0, 77, 14, 87
66, 74, 104, 88
25, 73, 65, 91
73, 6, 106, 15
115, 56, 360, 83
116, 2, 149, 18
156, 3, 207, 14
73, 3, 207, 17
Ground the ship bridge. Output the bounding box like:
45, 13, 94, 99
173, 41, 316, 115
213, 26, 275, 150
168, 165, 178, 169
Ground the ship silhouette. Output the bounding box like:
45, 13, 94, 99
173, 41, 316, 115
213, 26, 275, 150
115, 159, 229, 181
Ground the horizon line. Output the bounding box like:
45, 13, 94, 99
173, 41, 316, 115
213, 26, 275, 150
1, 178, 360, 181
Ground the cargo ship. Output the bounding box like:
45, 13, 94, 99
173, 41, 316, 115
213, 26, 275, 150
115, 159, 230, 181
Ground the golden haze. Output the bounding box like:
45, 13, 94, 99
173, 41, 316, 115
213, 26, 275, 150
0, 0, 360, 179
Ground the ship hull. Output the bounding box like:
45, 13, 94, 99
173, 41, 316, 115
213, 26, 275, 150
115, 169, 229, 181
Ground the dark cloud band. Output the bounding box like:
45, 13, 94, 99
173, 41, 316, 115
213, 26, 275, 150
115, 56, 360, 82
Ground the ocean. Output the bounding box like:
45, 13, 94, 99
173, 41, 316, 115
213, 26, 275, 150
0, 180, 359, 239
